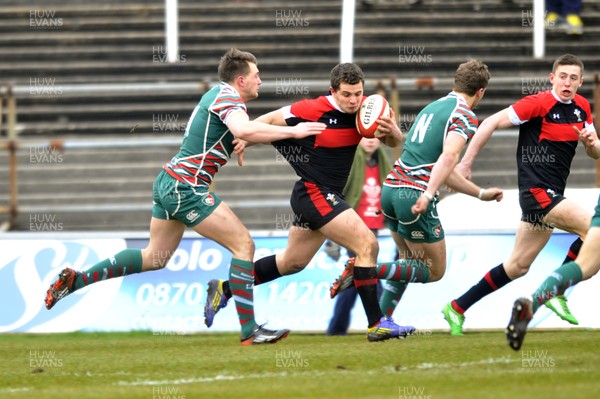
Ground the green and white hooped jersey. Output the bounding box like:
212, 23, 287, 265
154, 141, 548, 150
164, 82, 245, 188
385, 92, 478, 190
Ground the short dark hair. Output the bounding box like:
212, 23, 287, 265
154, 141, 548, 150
330, 63, 365, 91
218, 48, 258, 83
454, 59, 490, 96
553, 53, 584, 74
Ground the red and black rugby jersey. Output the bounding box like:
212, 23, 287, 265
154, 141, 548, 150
509, 90, 595, 194
272, 95, 362, 193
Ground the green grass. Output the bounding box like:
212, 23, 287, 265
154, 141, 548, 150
1, 330, 599, 399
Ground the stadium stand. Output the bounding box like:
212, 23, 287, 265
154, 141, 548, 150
0, 0, 599, 231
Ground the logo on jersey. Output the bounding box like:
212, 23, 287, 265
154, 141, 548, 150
546, 188, 558, 198
329, 118, 338, 125
186, 209, 200, 222
552, 113, 560, 120
411, 231, 425, 240
573, 109, 582, 122
432, 224, 442, 238
326, 193, 339, 206
203, 194, 215, 206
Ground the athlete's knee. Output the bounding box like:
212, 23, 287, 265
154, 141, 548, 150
231, 234, 255, 261
426, 260, 446, 282
427, 269, 445, 282
353, 234, 379, 260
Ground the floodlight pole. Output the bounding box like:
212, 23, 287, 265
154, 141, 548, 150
165, 0, 179, 63
533, 0, 545, 59
340, 0, 355, 63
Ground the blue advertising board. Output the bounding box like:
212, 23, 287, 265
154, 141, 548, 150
1, 232, 598, 334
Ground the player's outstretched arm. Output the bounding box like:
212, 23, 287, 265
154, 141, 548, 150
457, 107, 514, 180
445, 170, 503, 202
227, 110, 325, 144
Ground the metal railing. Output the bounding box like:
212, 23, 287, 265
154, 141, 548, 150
2, 75, 600, 231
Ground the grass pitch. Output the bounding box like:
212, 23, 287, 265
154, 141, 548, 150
0, 330, 598, 399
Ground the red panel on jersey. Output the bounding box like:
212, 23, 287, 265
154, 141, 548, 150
539, 120, 580, 142
290, 97, 361, 148
314, 127, 361, 148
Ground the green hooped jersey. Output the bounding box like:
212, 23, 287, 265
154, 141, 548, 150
385, 92, 478, 190
163, 82, 245, 188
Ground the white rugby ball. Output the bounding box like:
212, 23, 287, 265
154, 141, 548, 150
356, 94, 390, 138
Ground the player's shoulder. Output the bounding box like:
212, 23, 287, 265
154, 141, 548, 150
523, 89, 556, 104
455, 99, 476, 118
290, 95, 339, 118
574, 93, 592, 109
513, 90, 556, 112
216, 82, 242, 99
432, 93, 476, 118
293, 95, 329, 109
209, 83, 245, 110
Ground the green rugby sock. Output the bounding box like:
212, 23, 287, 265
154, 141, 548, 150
379, 280, 408, 317
531, 261, 583, 313
376, 259, 430, 283
229, 258, 257, 338
73, 249, 143, 290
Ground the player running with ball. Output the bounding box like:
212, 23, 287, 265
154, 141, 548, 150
329, 60, 503, 324
204, 62, 415, 342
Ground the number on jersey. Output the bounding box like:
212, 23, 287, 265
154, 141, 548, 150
410, 113, 434, 144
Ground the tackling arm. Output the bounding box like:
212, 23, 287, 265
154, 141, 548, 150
226, 110, 325, 144
457, 107, 515, 179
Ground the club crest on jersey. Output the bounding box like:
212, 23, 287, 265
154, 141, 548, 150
573, 109, 582, 122
326, 193, 339, 206
432, 224, 442, 238
203, 194, 215, 206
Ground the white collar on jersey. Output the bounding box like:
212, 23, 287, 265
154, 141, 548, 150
550, 89, 573, 104
325, 95, 346, 113
447, 91, 468, 104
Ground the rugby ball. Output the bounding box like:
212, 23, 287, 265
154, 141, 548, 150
356, 94, 390, 138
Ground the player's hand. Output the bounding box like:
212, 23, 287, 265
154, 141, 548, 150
233, 138, 247, 166
574, 126, 598, 148
455, 161, 472, 181
375, 109, 404, 147
479, 187, 503, 202
375, 108, 402, 137
292, 122, 326, 139
411, 193, 431, 215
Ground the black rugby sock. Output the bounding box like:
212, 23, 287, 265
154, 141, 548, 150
453, 263, 512, 313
